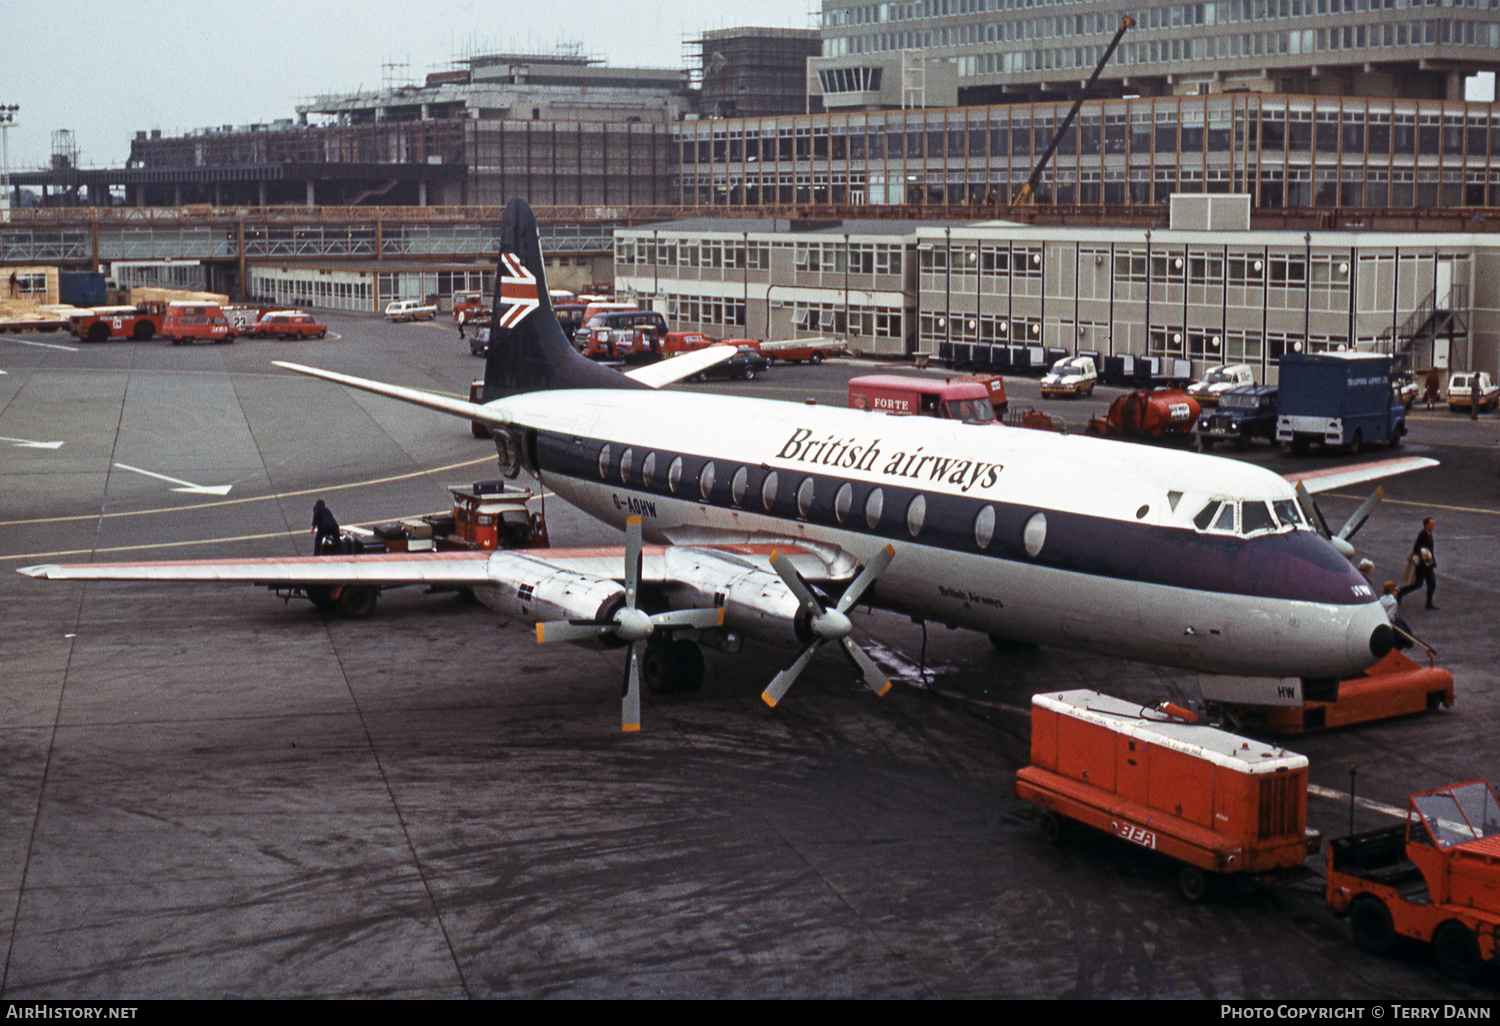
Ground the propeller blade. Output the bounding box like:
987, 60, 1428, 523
768, 549, 825, 615
622, 642, 641, 732
1294, 481, 1332, 539
762, 643, 820, 708
1335, 486, 1383, 542
649, 607, 726, 630
835, 544, 895, 614
839, 637, 892, 697
624, 516, 642, 610
536, 619, 611, 643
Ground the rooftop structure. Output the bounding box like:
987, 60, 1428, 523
296, 49, 693, 126
811, 0, 1500, 109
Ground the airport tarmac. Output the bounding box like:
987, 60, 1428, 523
1, 315, 1498, 999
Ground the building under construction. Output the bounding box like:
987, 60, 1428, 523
691, 27, 823, 118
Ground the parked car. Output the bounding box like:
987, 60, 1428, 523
692, 346, 769, 381
1444, 370, 1499, 412
1391, 369, 1419, 409
1186, 363, 1255, 405
384, 299, 437, 322
1198, 385, 1278, 448
1039, 355, 1097, 397
469, 326, 491, 357
249, 310, 327, 340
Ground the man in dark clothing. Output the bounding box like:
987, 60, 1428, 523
312, 499, 341, 555
1398, 516, 1438, 610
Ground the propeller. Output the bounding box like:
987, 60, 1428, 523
1295, 482, 1383, 560
535, 516, 723, 731
762, 544, 896, 708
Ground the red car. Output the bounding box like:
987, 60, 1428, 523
249, 311, 327, 340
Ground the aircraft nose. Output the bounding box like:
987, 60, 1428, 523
1347, 601, 1394, 670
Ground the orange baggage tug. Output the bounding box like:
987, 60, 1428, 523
1016, 689, 1318, 899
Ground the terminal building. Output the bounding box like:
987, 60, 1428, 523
613, 197, 1495, 382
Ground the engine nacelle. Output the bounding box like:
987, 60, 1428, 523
473, 551, 623, 627
662, 548, 806, 648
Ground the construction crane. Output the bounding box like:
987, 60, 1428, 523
1011, 14, 1134, 206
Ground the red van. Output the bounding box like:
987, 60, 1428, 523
847, 374, 1005, 424
163, 302, 235, 345
248, 310, 327, 340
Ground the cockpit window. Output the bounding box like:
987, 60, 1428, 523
1193, 501, 1220, 531
1273, 499, 1305, 529
1210, 503, 1237, 534
1241, 501, 1276, 535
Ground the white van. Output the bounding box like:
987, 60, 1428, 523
1187, 364, 1256, 405
384, 299, 437, 322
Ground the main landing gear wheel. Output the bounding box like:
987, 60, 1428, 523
642, 638, 705, 694
335, 585, 379, 619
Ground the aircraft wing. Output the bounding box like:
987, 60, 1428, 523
1284, 455, 1439, 494
17, 542, 846, 588
624, 345, 737, 388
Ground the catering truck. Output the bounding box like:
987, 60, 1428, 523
1275, 351, 1407, 453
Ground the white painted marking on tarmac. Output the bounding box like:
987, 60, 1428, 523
112, 463, 234, 496
0, 335, 79, 351
0, 435, 64, 449
1307, 784, 1407, 820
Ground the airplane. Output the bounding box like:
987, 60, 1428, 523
19, 198, 1440, 730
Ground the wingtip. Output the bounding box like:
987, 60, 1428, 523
621, 722, 641, 733
16, 565, 54, 578
534, 623, 545, 643
760, 691, 779, 709
875, 680, 892, 698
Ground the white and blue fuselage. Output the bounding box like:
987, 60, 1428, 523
496, 387, 1392, 682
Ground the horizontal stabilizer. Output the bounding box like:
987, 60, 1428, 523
624, 346, 738, 388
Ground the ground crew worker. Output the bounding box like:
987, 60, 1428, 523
312, 499, 341, 555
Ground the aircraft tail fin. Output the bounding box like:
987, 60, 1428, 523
481, 198, 645, 401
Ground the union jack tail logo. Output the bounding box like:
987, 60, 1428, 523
497, 252, 541, 330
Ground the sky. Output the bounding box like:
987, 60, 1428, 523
0, 0, 819, 172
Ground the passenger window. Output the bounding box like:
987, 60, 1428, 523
619, 447, 634, 484
796, 477, 815, 518
641, 452, 657, 489
834, 483, 853, 524
905, 494, 926, 537
761, 470, 778, 510
730, 466, 749, 506
699, 462, 716, 500
864, 488, 884, 530
668, 456, 683, 493
1023, 511, 1047, 557
597, 444, 612, 480
974, 505, 996, 548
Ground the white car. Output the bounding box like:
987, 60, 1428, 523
1444, 370, 1499, 412
1187, 363, 1255, 405
1039, 355, 1097, 397
384, 299, 438, 322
